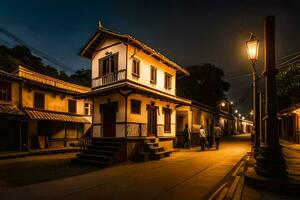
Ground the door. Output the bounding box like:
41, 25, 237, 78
147, 106, 157, 136
102, 102, 117, 137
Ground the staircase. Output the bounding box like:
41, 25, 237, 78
72, 139, 126, 166
136, 138, 174, 162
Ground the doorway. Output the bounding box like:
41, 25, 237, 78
147, 105, 157, 136
102, 102, 117, 137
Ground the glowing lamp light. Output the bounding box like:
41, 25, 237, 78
250, 111, 254, 116
230, 101, 234, 105
242, 116, 245, 120
221, 102, 226, 107
246, 33, 259, 62
238, 113, 241, 117
235, 109, 238, 113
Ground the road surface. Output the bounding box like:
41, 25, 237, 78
0, 134, 251, 200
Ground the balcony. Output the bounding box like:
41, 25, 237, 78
92, 69, 126, 88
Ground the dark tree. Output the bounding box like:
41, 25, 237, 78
277, 64, 300, 110
177, 64, 230, 106
0, 45, 91, 87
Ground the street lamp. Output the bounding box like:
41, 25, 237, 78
221, 102, 226, 107
246, 33, 260, 157
235, 109, 238, 114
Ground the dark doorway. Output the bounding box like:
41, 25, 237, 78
147, 105, 157, 136
102, 102, 117, 137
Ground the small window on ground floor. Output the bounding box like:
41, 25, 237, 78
164, 108, 171, 133
131, 99, 141, 114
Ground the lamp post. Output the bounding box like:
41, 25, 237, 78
254, 16, 287, 178
246, 33, 260, 157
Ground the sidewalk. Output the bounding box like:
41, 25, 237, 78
0, 147, 80, 160
241, 140, 300, 199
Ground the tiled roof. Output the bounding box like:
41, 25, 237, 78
80, 27, 190, 76
24, 108, 91, 123
0, 104, 24, 115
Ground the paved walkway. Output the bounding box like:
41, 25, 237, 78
241, 139, 300, 200
0, 134, 251, 200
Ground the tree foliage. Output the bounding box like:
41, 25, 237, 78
177, 64, 230, 106
277, 64, 300, 110
0, 45, 91, 87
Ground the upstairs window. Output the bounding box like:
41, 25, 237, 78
164, 73, 172, 90
150, 66, 157, 84
132, 58, 140, 78
99, 53, 118, 77
131, 99, 141, 114
34, 92, 45, 109
84, 102, 90, 115
164, 108, 171, 133
68, 99, 77, 113
0, 81, 11, 101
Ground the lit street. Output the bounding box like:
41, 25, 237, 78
0, 134, 251, 200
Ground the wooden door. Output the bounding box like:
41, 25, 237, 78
102, 103, 116, 137
147, 106, 157, 136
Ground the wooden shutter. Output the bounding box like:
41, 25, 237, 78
99, 59, 103, 77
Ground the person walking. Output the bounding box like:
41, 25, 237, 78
183, 124, 190, 149
214, 122, 222, 150
199, 125, 207, 150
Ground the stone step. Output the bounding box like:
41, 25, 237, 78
71, 158, 109, 166
146, 142, 159, 147
152, 150, 174, 160
82, 149, 115, 157
77, 153, 113, 162
86, 145, 120, 151
148, 146, 165, 152
92, 141, 123, 147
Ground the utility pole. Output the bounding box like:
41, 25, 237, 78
255, 16, 287, 178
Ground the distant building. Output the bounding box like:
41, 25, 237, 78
278, 104, 300, 144
77, 26, 190, 162
0, 66, 92, 151
176, 101, 236, 146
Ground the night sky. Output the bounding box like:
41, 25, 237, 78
0, 0, 299, 114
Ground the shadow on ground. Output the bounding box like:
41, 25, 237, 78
0, 155, 100, 186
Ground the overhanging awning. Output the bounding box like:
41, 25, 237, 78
24, 108, 90, 123
0, 104, 24, 115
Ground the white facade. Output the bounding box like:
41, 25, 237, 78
81, 28, 189, 142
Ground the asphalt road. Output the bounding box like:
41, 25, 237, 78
0, 134, 251, 200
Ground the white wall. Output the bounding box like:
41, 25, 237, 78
127, 45, 177, 96
91, 38, 127, 80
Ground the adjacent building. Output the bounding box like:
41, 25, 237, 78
278, 104, 300, 144
0, 66, 92, 151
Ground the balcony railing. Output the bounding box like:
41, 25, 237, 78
92, 69, 126, 88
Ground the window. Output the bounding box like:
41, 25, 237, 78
131, 99, 141, 114
68, 99, 77, 113
164, 108, 171, 132
0, 81, 11, 101
99, 53, 118, 77
132, 58, 140, 77
34, 92, 45, 109
84, 102, 90, 115
150, 66, 157, 84
165, 73, 172, 90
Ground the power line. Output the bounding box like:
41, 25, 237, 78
0, 27, 76, 73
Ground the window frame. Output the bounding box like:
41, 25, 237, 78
132, 58, 140, 78
0, 81, 11, 102
68, 99, 77, 114
150, 66, 157, 84
130, 99, 141, 114
164, 73, 172, 90
163, 108, 171, 133
34, 92, 45, 109
98, 53, 119, 77
84, 102, 90, 115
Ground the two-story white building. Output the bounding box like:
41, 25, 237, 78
77, 26, 190, 161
